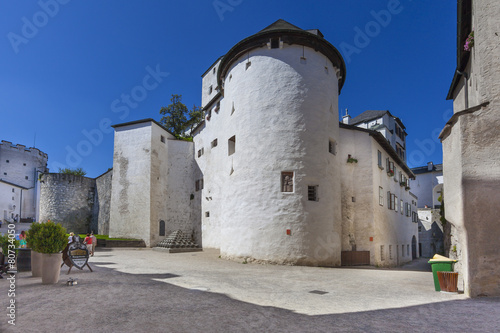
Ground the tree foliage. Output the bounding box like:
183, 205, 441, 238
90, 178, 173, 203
59, 167, 86, 176
159, 94, 202, 138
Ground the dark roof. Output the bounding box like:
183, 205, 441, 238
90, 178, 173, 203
411, 164, 443, 174
339, 123, 415, 179
259, 19, 303, 33
217, 19, 346, 94
447, 0, 472, 100
350, 110, 389, 125
350, 110, 406, 130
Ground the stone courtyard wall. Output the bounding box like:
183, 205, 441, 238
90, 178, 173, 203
92, 169, 112, 235
39, 173, 95, 233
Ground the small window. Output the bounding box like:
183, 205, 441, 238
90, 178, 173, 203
12, 188, 15, 193
195, 178, 204, 191
159, 220, 165, 236
23, 163, 26, 166
393, 166, 398, 182
25, 176, 28, 180
228, 136, 235, 156
387, 191, 392, 209
6, 160, 9, 163
380, 245, 385, 261
308, 186, 318, 201
400, 199, 403, 215
377, 151, 383, 169
270, 37, 280, 49
211, 139, 218, 148
379, 187, 384, 206
418, 226, 422, 232
395, 196, 398, 212
407, 244, 410, 255
205, 212, 210, 217
198, 148, 204, 158
328, 140, 336, 155
12, 196, 14, 201
208, 85, 213, 94
389, 245, 392, 260
3, 172, 6, 175
281, 172, 294, 192
213, 67, 216, 75
160, 135, 165, 143
402, 245, 405, 257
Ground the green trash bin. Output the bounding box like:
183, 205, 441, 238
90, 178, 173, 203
428, 255, 457, 291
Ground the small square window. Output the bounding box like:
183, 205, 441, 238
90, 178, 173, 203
160, 135, 165, 143
3, 172, 6, 175
281, 172, 294, 192
6, 160, 9, 163
205, 212, 210, 217
270, 37, 280, 49
211, 139, 218, 148
198, 148, 204, 158
25, 176, 28, 180
23, 163, 26, 166
308, 186, 318, 201
328, 140, 336, 155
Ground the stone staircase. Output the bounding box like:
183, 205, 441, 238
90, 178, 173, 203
153, 230, 202, 253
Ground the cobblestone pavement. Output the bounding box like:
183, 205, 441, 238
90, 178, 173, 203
1, 248, 499, 333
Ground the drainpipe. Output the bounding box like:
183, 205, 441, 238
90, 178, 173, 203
456, 70, 469, 109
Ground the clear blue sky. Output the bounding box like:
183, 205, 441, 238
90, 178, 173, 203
1, 0, 455, 177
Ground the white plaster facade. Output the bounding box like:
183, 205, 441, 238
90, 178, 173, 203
0, 140, 48, 222
410, 162, 443, 209
339, 126, 418, 266
109, 120, 197, 247
440, 0, 500, 296
343, 110, 407, 161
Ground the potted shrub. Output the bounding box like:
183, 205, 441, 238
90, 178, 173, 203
26, 222, 43, 277
32, 221, 67, 284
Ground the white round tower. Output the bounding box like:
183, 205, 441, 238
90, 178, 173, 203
196, 20, 346, 266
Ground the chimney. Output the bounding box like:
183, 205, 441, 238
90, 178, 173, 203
427, 161, 434, 171
342, 108, 351, 124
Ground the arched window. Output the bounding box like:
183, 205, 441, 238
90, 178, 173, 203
159, 220, 165, 236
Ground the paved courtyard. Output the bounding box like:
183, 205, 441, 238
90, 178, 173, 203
1, 247, 499, 332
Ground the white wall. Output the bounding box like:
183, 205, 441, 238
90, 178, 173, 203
339, 128, 418, 266
195, 43, 342, 265
109, 122, 154, 245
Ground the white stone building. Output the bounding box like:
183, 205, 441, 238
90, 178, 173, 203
109, 20, 418, 266
410, 162, 444, 258
439, 0, 500, 297
343, 110, 407, 161
0, 140, 48, 222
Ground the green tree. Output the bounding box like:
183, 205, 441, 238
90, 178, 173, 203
159, 94, 202, 138
59, 167, 86, 176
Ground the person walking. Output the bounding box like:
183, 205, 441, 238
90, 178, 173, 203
90, 232, 97, 256
84, 233, 93, 255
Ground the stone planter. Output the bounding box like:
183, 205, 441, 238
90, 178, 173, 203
41, 253, 62, 284
31, 251, 43, 277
